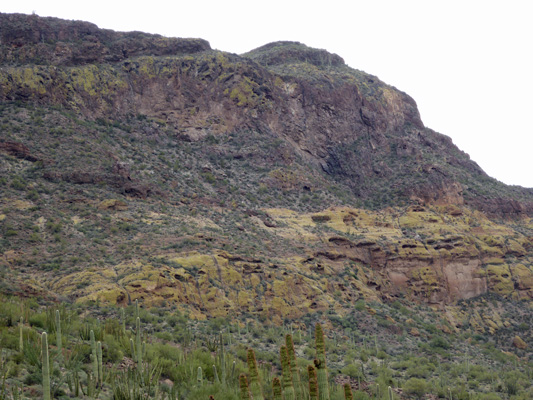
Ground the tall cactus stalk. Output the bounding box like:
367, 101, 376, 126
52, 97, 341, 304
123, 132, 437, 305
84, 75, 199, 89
308, 365, 319, 400
90, 330, 99, 388
136, 317, 142, 366
272, 377, 283, 400
219, 333, 226, 384
315, 323, 329, 400
130, 338, 135, 359
55, 310, 62, 353
280, 345, 295, 400
42, 332, 51, 400
121, 308, 126, 335
344, 384, 353, 400
286, 334, 302, 400
388, 386, 394, 400
213, 365, 220, 384
19, 316, 24, 353
197, 366, 203, 386
239, 374, 251, 400
97, 341, 103, 388
247, 349, 263, 400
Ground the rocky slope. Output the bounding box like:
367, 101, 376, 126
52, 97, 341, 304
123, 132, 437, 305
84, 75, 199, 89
1, 13, 532, 334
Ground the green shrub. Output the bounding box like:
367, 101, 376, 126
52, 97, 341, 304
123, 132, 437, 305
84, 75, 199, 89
403, 378, 428, 399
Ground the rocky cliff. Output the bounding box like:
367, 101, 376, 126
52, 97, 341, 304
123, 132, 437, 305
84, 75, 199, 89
0, 13, 532, 329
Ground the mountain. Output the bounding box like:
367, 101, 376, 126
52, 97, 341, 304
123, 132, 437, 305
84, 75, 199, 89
0, 13, 532, 335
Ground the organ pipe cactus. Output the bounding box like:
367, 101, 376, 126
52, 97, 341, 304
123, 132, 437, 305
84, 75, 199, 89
315, 323, 329, 400
42, 332, 50, 400
247, 348, 263, 400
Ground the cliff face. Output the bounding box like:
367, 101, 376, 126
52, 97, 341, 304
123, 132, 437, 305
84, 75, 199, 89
0, 14, 532, 321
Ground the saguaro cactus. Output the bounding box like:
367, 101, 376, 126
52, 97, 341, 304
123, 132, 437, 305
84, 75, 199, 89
315, 324, 329, 400
213, 364, 220, 384
344, 383, 353, 400
272, 377, 283, 400
197, 366, 203, 386
219, 332, 226, 384
308, 365, 319, 400
42, 332, 51, 400
19, 316, 23, 353
136, 317, 142, 366
121, 308, 126, 335
286, 334, 302, 400
97, 341, 103, 388
247, 349, 264, 400
55, 310, 62, 353
90, 330, 99, 388
239, 374, 251, 400
280, 345, 295, 400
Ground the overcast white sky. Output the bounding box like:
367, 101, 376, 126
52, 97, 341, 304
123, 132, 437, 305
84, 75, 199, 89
3, 0, 532, 188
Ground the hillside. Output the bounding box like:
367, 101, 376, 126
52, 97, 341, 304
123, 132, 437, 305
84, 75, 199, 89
1, 12, 533, 400
0, 11, 532, 348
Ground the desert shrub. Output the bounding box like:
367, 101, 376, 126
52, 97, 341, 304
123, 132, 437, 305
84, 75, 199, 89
403, 378, 428, 399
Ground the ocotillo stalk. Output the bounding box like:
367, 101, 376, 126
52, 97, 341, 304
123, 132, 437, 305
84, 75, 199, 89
286, 334, 302, 400
315, 324, 329, 400
272, 377, 283, 400
56, 310, 62, 353
239, 374, 251, 400
42, 332, 51, 400
97, 341, 103, 388
247, 348, 263, 400
90, 330, 98, 387
308, 365, 319, 400
344, 384, 353, 400
135, 299, 139, 320
197, 366, 203, 386
19, 316, 23, 353
280, 345, 295, 400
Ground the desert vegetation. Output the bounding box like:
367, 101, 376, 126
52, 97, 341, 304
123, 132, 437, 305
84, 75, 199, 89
0, 295, 531, 399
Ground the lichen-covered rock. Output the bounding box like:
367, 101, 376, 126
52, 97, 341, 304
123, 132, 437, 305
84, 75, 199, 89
512, 336, 527, 350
